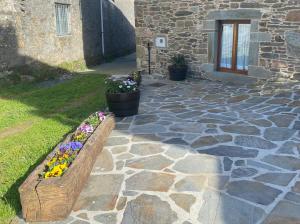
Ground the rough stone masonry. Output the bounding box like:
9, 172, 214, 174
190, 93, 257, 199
0, 0, 135, 72
135, 0, 300, 82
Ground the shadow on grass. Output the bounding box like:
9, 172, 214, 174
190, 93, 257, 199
0, 73, 108, 222
0, 25, 108, 222
0, 1, 136, 220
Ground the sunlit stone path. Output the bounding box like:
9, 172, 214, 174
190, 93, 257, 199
22, 79, 300, 224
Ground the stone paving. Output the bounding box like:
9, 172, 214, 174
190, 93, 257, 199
23, 79, 300, 224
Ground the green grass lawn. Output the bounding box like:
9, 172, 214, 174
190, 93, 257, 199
0, 74, 107, 223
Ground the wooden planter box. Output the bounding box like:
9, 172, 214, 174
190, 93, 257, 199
19, 115, 115, 222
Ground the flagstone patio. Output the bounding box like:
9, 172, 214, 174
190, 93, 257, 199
23, 79, 300, 224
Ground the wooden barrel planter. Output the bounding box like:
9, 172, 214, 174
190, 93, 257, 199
106, 90, 140, 117
19, 115, 115, 222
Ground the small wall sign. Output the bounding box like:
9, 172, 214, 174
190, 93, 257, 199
155, 36, 167, 48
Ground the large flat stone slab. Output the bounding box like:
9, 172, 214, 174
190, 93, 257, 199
263, 201, 300, 224
130, 143, 165, 156
125, 155, 173, 170
254, 173, 296, 186
191, 135, 232, 148
92, 148, 114, 172
264, 128, 296, 141
234, 136, 277, 150
292, 181, 300, 193
198, 145, 258, 158
106, 137, 129, 146
126, 171, 175, 192
94, 213, 117, 224
226, 180, 282, 206
170, 193, 196, 212
268, 114, 295, 127
121, 194, 177, 224
220, 125, 260, 135
277, 141, 299, 155
73, 174, 124, 211
133, 115, 159, 125
131, 134, 163, 142
174, 176, 207, 192
231, 168, 258, 178
131, 124, 167, 134
262, 155, 300, 171
173, 155, 222, 174
198, 190, 266, 224
170, 122, 205, 133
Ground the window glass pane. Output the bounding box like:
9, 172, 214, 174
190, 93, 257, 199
55, 4, 70, 35
220, 24, 233, 69
237, 24, 251, 70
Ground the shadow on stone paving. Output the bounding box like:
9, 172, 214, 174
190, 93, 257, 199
67, 79, 300, 224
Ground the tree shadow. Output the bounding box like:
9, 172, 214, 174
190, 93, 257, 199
0, 1, 136, 219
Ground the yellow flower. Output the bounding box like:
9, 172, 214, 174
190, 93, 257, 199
47, 157, 57, 167
59, 163, 68, 171
51, 165, 63, 177
44, 172, 52, 179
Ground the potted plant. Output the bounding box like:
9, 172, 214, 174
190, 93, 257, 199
168, 55, 188, 81
128, 71, 142, 86
105, 78, 140, 117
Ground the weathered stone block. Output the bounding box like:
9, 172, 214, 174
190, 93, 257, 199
286, 10, 300, 22
207, 9, 262, 20
286, 31, 300, 58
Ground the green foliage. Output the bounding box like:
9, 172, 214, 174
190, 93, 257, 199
86, 114, 100, 127
0, 74, 107, 223
170, 54, 187, 67
129, 71, 142, 82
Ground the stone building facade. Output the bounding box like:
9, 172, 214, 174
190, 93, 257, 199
0, 0, 135, 71
135, 0, 300, 83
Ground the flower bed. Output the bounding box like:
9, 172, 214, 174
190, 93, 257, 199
19, 112, 115, 222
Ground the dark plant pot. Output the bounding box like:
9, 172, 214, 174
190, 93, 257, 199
168, 65, 188, 81
106, 90, 140, 117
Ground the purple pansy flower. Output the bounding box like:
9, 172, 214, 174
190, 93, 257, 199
70, 141, 83, 151
59, 143, 70, 153
79, 124, 94, 133
98, 112, 106, 121
59, 141, 83, 153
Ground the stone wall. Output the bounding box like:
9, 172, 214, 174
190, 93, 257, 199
102, 0, 136, 59
0, 0, 135, 71
135, 0, 300, 81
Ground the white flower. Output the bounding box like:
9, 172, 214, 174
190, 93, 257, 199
119, 85, 122, 88
127, 80, 136, 85
127, 86, 130, 88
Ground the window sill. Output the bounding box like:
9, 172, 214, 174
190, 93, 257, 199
209, 71, 257, 85
56, 34, 72, 38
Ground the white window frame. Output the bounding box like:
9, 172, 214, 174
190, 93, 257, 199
55, 3, 71, 36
